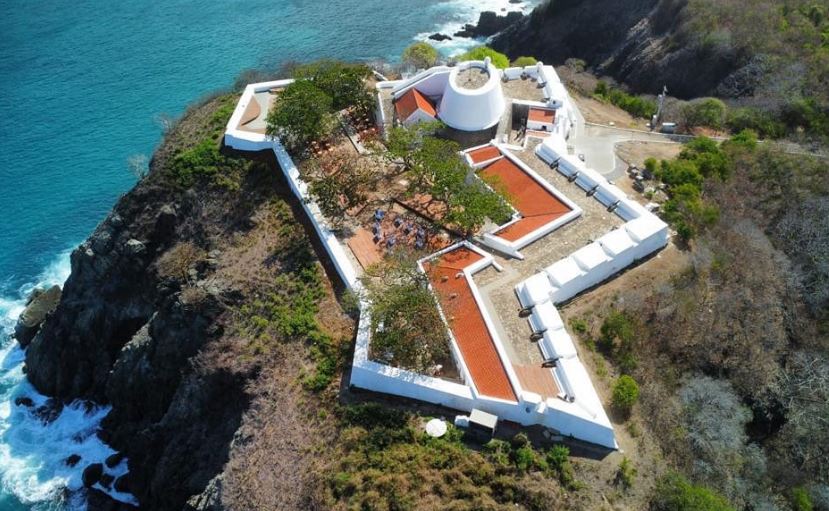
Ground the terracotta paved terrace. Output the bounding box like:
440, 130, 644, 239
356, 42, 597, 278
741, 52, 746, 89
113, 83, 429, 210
513, 364, 559, 399
528, 107, 555, 124
479, 156, 572, 242
425, 247, 517, 402
467, 145, 503, 164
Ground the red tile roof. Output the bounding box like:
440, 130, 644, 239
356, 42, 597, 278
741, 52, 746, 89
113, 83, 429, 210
395, 88, 437, 121
425, 248, 517, 402
479, 157, 572, 242
528, 108, 555, 124
467, 145, 502, 164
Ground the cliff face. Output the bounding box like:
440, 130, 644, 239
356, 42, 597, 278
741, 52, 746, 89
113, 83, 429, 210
491, 0, 749, 99
22, 94, 349, 510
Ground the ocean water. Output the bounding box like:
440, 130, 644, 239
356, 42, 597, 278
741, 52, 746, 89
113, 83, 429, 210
0, 0, 538, 508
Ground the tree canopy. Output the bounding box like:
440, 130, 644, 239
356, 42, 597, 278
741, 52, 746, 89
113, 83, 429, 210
652, 472, 734, 511
305, 151, 376, 227
458, 46, 510, 69
266, 59, 374, 152
402, 42, 439, 70
511, 56, 538, 67
293, 60, 373, 114
266, 80, 334, 152
611, 375, 640, 415
386, 123, 512, 235
362, 255, 449, 374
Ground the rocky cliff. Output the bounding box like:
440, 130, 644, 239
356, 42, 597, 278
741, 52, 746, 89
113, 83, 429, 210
21, 94, 351, 510
491, 0, 756, 99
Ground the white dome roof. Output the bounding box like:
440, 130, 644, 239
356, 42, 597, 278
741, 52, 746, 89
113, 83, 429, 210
438, 59, 505, 132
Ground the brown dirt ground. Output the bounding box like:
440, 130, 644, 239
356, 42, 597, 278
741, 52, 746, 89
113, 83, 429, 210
570, 94, 647, 129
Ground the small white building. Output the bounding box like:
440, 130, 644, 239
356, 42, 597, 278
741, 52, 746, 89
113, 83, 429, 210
527, 107, 556, 132
394, 88, 437, 126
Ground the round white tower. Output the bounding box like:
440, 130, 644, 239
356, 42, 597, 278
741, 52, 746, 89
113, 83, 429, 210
438, 58, 506, 132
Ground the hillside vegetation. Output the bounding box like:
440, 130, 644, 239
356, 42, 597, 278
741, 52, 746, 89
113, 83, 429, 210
567, 132, 829, 510
494, 0, 829, 140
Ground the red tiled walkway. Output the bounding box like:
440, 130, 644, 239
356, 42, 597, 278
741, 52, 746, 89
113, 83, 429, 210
425, 248, 517, 402
479, 157, 572, 242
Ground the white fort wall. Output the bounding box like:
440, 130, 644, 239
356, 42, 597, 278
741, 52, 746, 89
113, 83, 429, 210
225, 79, 619, 449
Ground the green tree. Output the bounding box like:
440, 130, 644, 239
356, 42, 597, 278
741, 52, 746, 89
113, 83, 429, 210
545, 445, 578, 489
791, 486, 814, 511
363, 256, 449, 373
682, 98, 728, 130
616, 456, 637, 489
266, 80, 334, 151
305, 154, 376, 227
387, 123, 511, 236
402, 42, 439, 70
679, 136, 729, 179
612, 375, 640, 415
726, 108, 786, 139
384, 121, 444, 170
511, 56, 538, 67
599, 310, 638, 372
652, 472, 734, 511
458, 46, 510, 69
293, 60, 373, 115
446, 173, 513, 236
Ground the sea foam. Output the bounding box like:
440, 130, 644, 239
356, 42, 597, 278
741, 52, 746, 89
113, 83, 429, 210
0, 249, 137, 509
413, 0, 542, 56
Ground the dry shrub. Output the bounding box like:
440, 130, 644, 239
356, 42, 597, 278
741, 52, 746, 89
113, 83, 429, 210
157, 242, 204, 281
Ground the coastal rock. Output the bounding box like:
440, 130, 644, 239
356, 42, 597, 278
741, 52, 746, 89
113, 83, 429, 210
82, 463, 104, 487
100, 473, 115, 489
428, 33, 452, 42
153, 204, 178, 242
186, 475, 223, 511
455, 11, 523, 38
114, 473, 133, 493
14, 285, 61, 347
125, 239, 146, 256
491, 0, 753, 98
65, 454, 82, 467
87, 487, 138, 510
23, 95, 308, 510
106, 452, 125, 468
32, 399, 63, 423
14, 396, 34, 407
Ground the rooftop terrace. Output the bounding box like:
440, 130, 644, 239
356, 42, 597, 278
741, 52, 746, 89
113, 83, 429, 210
455, 66, 490, 90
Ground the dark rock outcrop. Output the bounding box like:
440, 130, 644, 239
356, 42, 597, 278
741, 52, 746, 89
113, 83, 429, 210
113, 474, 133, 494
86, 488, 138, 511
14, 396, 33, 407
429, 33, 452, 42
105, 452, 125, 468
83, 463, 104, 487
21, 96, 295, 510
491, 0, 757, 98
455, 11, 524, 38
65, 454, 82, 467
15, 285, 61, 347
99, 473, 115, 489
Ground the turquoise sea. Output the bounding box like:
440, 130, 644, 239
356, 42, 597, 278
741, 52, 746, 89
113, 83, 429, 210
0, 0, 539, 508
